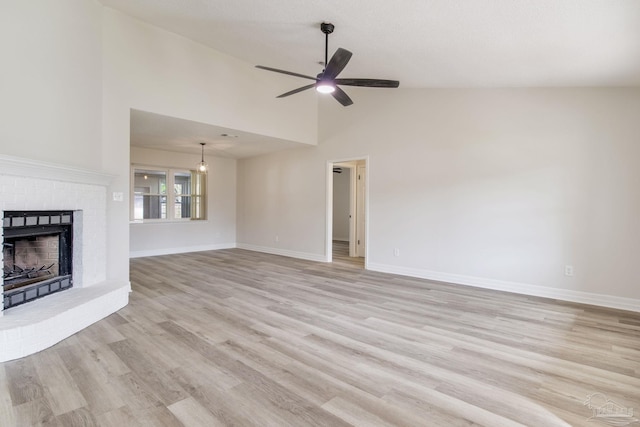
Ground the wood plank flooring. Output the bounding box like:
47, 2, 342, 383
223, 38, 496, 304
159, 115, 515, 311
1, 247, 639, 426
331, 240, 364, 269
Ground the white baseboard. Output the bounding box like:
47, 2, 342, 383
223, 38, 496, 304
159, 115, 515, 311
129, 243, 236, 258
237, 243, 327, 263
367, 262, 640, 313
130, 245, 640, 312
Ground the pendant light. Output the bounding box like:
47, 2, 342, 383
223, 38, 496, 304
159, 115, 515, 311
196, 142, 207, 173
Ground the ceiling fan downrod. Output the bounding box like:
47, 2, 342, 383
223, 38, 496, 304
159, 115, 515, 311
321, 22, 334, 68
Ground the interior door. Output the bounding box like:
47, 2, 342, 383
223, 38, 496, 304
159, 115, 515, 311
356, 164, 366, 258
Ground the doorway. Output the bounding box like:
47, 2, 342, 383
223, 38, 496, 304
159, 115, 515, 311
326, 157, 368, 268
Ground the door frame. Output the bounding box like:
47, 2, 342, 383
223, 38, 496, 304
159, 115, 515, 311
325, 156, 369, 269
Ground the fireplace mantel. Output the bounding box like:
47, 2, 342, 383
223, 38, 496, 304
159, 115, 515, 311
0, 154, 114, 186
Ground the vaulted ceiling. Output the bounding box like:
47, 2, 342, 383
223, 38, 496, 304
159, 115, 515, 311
110, 0, 640, 158
102, 0, 640, 88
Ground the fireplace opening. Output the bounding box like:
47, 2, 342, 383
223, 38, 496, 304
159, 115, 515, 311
2, 211, 73, 310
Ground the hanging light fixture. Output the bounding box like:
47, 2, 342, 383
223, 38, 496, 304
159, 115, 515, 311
196, 142, 208, 173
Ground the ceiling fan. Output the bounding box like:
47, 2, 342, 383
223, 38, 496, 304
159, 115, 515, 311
256, 23, 400, 107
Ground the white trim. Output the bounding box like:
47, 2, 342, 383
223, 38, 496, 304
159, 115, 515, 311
237, 243, 327, 263
0, 154, 114, 186
325, 161, 333, 262
367, 262, 640, 313
326, 156, 369, 266
129, 243, 236, 258
0, 280, 130, 362
349, 165, 357, 258
360, 162, 370, 268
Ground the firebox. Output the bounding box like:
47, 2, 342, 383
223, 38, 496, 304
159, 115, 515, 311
2, 210, 73, 310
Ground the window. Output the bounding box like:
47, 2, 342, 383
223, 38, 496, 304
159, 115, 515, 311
132, 166, 206, 221
174, 171, 191, 219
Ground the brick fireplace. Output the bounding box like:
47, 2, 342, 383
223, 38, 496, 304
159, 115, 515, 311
0, 155, 130, 362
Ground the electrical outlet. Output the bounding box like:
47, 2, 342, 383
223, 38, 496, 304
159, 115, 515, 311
393, 248, 400, 257
112, 192, 124, 202
565, 265, 574, 276
275, 235, 279, 243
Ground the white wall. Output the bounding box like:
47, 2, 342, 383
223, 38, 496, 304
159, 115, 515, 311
130, 147, 236, 256
2, 3, 319, 286
0, 0, 103, 169
238, 88, 640, 309
101, 8, 318, 279
0, 0, 127, 351
237, 146, 325, 259
332, 168, 350, 241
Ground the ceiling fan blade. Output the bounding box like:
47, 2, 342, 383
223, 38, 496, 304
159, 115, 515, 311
331, 86, 354, 107
255, 65, 318, 81
335, 78, 400, 88
323, 48, 352, 80
277, 83, 316, 98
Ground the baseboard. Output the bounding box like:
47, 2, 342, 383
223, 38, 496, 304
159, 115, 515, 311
367, 262, 640, 313
129, 243, 236, 258
237, 243, 327, 263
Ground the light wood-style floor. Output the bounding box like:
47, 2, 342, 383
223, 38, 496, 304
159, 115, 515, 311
332, 240, 364, 269
1, 247, 639, 426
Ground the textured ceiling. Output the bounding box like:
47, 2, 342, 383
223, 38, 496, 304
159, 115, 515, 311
102, 0, 640, 88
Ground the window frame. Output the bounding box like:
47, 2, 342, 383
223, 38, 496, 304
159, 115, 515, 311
130, 164, 207, 223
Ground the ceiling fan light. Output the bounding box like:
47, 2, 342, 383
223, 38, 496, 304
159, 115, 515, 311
316, 82, 335, 94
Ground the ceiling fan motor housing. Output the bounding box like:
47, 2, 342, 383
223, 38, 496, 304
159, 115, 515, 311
321, 22, 334, 34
